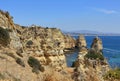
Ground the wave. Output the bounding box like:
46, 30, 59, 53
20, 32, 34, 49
103, 48, 120, 53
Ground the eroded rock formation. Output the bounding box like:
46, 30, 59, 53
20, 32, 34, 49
73, 37, 109, 81
0, 10, 23, 52
77, 34, 87, 48
16, 26, 75, 69
91, 36, 103, 51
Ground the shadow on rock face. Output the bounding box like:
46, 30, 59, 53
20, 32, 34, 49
0, 27, 10, 46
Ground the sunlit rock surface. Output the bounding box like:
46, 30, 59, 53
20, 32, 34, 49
77, 34, 87, 48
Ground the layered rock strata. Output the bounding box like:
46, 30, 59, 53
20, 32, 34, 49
18, 26, 75, 68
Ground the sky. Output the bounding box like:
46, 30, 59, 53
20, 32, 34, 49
0, 0, 120, 33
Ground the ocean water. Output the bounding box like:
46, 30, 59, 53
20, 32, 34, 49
66, 36, 120, 68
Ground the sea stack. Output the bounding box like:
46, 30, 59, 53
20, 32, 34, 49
77, 34, 87, 48
76, 34, 88, 54
91, 36, 103, 51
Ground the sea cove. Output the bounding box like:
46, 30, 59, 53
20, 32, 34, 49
66, 36, 120, 68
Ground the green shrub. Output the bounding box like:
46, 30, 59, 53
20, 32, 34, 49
0, 73, 5, 79
32, 68, 39, 74
85, 49, 104, 60
28, 56, 40, 68
26, 40, 33, 45
6, 28, 13, 32
28, 56, 45, 74
16, 58, 25, 67
0, 27, 10, 46
103, 68, 120, 80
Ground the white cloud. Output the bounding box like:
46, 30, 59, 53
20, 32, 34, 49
93, 8, 118, 14
98, 9, 117, 14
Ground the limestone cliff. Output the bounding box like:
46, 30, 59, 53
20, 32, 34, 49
64, 34, 76, 49
0, 10, 75, 81
0, 10, 76, 69
15, 26, 75, 69
0, 10, 22, 50
0, 10, 14, 29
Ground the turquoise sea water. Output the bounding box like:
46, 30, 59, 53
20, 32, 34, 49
66, 36, 120, 68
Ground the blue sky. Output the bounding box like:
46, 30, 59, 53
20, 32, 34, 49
0, 0, 120, 33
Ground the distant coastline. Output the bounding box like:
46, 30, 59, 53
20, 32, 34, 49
69, 35, 120, 36
63, 30, 120, 36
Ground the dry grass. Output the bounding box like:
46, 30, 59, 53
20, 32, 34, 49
84, 67, 102, 81
37, 68, 74, 81
43, 71, 73, 81
0, 80, 13, 81
0, 72, 20, 81
73, 67, 102, 81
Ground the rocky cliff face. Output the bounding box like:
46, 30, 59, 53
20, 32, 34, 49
64, 34, 76, 49
0, 10, 23, 51
0, 10, 14, 29
73, 36, 109, 81
15, 26, 75, 69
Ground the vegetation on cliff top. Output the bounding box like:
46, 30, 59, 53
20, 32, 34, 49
85, 49, 104, 60
103, 68, 120, 81
28, 56, 45, 74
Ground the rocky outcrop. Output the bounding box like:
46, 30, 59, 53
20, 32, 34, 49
0, 10, 14, 29
0, 10, 22, 50
77, 35, 87, 48
73, 37, 109, 81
